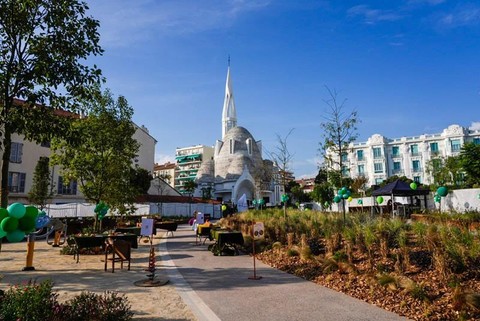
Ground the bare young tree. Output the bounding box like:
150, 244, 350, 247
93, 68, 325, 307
319, 87, 359, 188
269, 128, 295, 197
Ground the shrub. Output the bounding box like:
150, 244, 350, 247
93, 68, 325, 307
0, 280, 133, 321
62, 291, 133, 321
0, 280, 61, 321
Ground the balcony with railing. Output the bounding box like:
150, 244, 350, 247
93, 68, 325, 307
412, 167, 422, 173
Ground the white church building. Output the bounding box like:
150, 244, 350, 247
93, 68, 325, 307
195, 65, 283, 207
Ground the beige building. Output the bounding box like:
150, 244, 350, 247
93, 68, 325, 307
153, 161, 176, 187
4, 122, 156, 205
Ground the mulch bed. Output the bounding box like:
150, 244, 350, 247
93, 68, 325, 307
257, 246, 480, 321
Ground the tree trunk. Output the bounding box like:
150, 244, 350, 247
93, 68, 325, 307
1, 127, 12, 208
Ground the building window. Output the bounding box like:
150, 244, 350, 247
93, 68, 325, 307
375, 178, 384, 185
413, 176, 421, 183
58, 176, 77, 195
430, 142, 439, 154
229, 139, 234, 154
246, 138, 252, 155
357, 164, 365, 175
357, 150, 364, 161
374, 163, 383, 173
392, 146, 400, 157
341, 166, 349, 176
393, 161, 401, 173
373, 147, 382, 159
412, 160, 421, 172
10, 142, 23, 163
451, 139, 461, 152
473, 138, 480, 145
8, 172, 26, 193
341, 152, 348, 162
410, 144, 419, 156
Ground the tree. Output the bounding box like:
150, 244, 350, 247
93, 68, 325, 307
0, 0, 103, 207
28, 156, 53, 209
183, 179, 198, 216
252, 159, 274, 201
460, 142, 480, 187
269, 128, 294, 196
319, 87, 359, 189
426, 156, 464, 188
50, 89, 139, 216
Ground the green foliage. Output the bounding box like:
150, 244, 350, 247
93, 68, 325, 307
63, 291, 133, 321
460, 142, 480, 187
51, 89, 140, 214
0, 0, 103, 207
0, 280, 133, 321
0, 280, 60, 321
286, 248, 299, 257
28, 156, 53, 209
183, 179, 197, 196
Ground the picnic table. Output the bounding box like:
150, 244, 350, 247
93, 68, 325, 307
209, 229, 244, 256
72, 234, 138, 263
155, 221, 178, 236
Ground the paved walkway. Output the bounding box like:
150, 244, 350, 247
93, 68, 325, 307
159, 225, 410, 321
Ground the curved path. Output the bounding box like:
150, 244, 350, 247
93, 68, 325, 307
159, 225, 410, 321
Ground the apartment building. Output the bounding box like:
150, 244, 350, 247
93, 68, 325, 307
331, 124, 480, 186
175, 145, 214, 194
4, 123, 156, 205
153, 161, 176, 187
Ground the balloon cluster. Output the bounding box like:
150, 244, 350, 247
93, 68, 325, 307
334, 187, 351, 203
0, 203, 39, 243
252, 199, 265, 206
434, 186, 448, 203
35, 211, 50, 228
281, 194, 289, 203
94, 202, 109, 220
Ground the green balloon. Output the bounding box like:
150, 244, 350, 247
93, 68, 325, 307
6, 229, 25, 243
434, 195, 441, 203
357, 199, 363, 205
376, 196, 384, 204
1, 216, 19, 232
324, 201, 329, 207
0, 229, 6, 238
24, 206, 38, 219
437, 186, 448, 197
7, 203, 26, 219
333, 195, 341, 203
18, 216, 36, 233
410, 182, 417, 190
0, 208, 8, 220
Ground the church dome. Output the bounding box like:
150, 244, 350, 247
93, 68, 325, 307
215, 126, 263, 180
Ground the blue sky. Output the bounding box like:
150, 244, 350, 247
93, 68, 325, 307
86, 0, 480, 178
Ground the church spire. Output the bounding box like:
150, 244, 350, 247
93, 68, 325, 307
222, 59, 237, 139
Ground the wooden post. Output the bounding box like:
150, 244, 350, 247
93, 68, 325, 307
23, 233, 36, 271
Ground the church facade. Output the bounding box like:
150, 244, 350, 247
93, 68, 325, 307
195, 66, 282, 207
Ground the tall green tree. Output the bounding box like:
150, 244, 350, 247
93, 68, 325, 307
50, 89, 139, 215
0, 0, 103, 207
319, 87, 359, 189
28, 156, 53, 210
460, 142, 480, 187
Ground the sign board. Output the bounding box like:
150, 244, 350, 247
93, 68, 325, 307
253, 222, 264, 240
196, 212, 205, 225
141, 218, 155, 236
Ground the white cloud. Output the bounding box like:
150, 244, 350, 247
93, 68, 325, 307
86, 0, 271, 48
407, 0, 446, 6
470, 122, 480, 131
347, 5, 404, 24
436, 4, 480, 28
